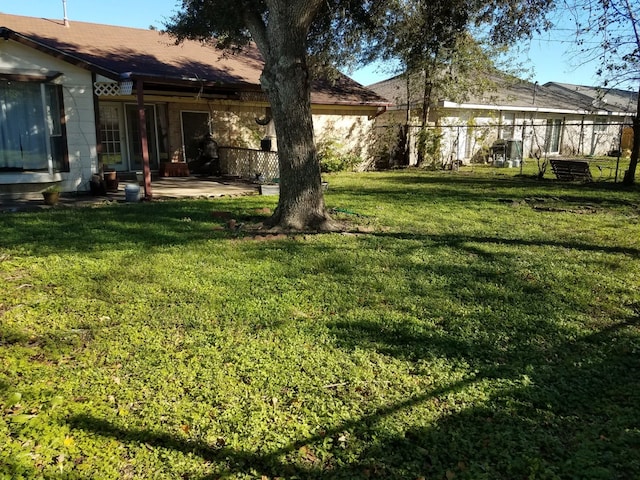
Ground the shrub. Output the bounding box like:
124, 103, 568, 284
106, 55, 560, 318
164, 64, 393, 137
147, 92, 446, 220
317, 137, 361, 172
417, 126, 443, 168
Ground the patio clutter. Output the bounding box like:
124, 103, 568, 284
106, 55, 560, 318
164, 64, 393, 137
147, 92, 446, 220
490, 139, 523, 168
159, 162, 190, 177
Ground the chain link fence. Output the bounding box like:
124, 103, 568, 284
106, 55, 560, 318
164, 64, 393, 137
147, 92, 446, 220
372, 120, 634, 171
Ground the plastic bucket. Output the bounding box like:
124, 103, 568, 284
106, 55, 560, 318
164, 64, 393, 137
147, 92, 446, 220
124, 184, 140, 202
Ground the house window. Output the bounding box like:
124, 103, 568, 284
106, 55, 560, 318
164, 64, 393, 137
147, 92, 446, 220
0, 80, 68, 172
125, 104, 160, 171
500, 112, 516, 139
545, 118, 562, 154
181, 111, 211, 162
594, 116, 608, 133
99, 104, 125, 167
99, 103, 162, 171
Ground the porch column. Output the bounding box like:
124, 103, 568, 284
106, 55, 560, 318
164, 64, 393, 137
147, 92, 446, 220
136, 78, 153, 199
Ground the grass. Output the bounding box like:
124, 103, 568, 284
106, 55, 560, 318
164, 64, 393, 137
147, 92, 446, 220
1, 169, 639, 479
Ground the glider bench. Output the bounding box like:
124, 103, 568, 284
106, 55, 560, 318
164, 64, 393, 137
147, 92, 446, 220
550, 159, 593, 182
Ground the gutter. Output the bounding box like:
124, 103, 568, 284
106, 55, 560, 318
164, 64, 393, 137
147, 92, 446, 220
118, 71, 261, 93
368, 106, 388, 120
438, 100, 630, 117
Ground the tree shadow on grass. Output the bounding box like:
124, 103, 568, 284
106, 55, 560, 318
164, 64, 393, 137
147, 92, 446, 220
64, 316, 640, 478
66, 375, 478, 479
334, 172, 639, 209
0, 198, 269, 256
368, 231, 640, 258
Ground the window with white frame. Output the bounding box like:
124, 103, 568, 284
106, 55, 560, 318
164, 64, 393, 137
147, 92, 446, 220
500, 112, 516, 139
0, 80, 68, 172
594, 116, 608, 133
99, 104, 125, 167
544, 118, 562, 154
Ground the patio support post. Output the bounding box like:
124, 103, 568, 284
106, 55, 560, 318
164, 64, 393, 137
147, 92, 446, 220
136, 78, 153, 199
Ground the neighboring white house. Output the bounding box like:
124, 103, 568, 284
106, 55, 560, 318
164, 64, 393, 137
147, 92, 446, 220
368, 74, 637, 167
0, 13, 387, 199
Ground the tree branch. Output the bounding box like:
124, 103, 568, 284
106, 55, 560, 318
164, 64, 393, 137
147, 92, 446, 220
242, 5, 269, 53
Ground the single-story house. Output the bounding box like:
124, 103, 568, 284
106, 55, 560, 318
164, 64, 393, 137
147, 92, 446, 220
368, 73, 637, 167
0, 13, 387, 199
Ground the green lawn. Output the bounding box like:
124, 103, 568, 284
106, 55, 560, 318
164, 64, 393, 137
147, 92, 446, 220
1, 170, 639, 479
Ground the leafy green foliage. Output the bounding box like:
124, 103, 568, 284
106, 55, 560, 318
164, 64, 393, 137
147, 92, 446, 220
416, 126, 443, 168
1, 170, 639, 478
562, 0, 639, 184
317, 138, 361, 172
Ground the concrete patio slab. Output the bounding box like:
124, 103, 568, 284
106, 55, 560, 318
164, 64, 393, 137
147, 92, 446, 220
1, 176, 260, 213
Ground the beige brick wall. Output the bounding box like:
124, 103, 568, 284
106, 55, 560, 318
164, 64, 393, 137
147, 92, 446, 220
167, 102, 268, 162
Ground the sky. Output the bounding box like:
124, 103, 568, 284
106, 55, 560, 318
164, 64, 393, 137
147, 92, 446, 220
1, 0, 609, 88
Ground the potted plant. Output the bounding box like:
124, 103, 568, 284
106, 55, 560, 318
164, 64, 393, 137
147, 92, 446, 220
103, 170, 119, 192
256, 174, 280, 195
42, 185, 61, 205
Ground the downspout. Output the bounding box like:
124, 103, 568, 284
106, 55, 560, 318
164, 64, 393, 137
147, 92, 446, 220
579, 115, 585, 155
91, 72, 103, 175
560, 116, 566, 155
615, 120, 624, 183
135, 78, 153, 199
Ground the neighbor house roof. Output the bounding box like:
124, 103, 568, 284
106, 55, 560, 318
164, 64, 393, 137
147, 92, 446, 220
544, 82, 638, 115
0, 13, 387, 107
368, 72, 636, 116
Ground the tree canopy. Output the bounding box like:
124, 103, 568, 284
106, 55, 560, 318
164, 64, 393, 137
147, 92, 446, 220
564, 0, 639, 184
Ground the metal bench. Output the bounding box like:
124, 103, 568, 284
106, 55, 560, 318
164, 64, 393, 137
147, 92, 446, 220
550, 159, 593, 182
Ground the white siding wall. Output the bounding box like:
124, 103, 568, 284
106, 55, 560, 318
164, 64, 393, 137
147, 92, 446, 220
437, 109, 624, 163
0, 40, 97, 193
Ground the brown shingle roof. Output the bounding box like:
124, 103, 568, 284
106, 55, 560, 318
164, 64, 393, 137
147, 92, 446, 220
368, 72, 636, 113
0, 13, 387, 107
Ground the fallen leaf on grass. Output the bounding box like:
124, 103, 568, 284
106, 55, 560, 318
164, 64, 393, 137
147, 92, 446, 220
299, 445, 319, 464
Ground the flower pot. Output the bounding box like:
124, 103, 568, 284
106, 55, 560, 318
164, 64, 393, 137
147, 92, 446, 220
260, 184, 279, 196
42, 191, 60, 205
104, 171, 119, 192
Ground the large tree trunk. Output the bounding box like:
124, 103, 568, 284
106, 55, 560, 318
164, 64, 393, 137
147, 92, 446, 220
261, 55, 332, 229
622, 84, 640, 185
416, 76, 433, 167
249, 0, 336, 230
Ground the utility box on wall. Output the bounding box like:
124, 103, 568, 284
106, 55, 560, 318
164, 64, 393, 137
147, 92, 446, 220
491, 139, 523, 167
505, 140, 523, 162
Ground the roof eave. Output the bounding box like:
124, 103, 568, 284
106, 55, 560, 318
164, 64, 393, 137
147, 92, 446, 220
1, 24, 388, 107
1, 27, 120, 80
